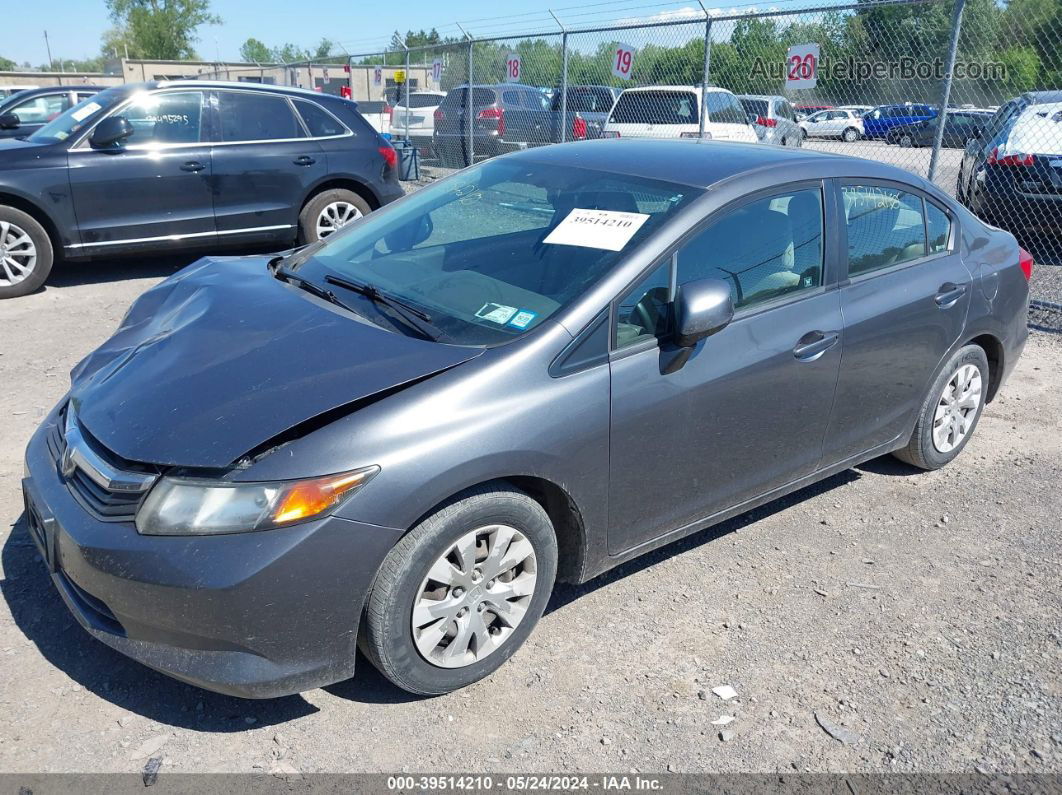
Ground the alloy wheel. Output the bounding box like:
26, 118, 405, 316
932, 363, 982, 453
316, 201, 362, 239
0, 220, 37, 287
411, 524, 538, 669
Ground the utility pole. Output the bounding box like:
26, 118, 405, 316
43, 30, 54, 71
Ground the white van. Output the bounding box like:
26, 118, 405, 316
601, 86, 757, 142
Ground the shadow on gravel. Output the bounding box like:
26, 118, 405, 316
544, 468, 862, 614
854, 456, 922, 477
1, 513, 319, 730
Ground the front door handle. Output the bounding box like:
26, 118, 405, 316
934, 282, 968, 308
793, 330, 840, 362
293, 155, 316, 166
180, 161, 206, 172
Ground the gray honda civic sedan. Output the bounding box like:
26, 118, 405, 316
22, 139, 1030, 697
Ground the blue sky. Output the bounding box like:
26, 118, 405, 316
5, 0, 735, 67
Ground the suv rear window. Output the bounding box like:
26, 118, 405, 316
555, 87, 615, 114
295, 99, 347, 137
706, 92, 747, 124
610, 91, 698, 125
739, 98, 769, 117
440, 88, 496, 108
399, 93, 445, 109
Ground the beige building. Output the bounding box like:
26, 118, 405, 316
0, 59, 432, 103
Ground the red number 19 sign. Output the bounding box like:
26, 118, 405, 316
611, 43, 636, 80
785, 43, 819, 90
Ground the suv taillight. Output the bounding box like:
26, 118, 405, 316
1019, 247, 1034, 280
477, 106, 505, 137
433, 108, 445, 122
988, 147, 1034, 167
572, 116, 587, 140
756, 116, 777, 127
378, 145, 397, 170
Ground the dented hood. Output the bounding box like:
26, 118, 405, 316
69, 256, 482, 468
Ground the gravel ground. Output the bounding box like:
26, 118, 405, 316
0, 247, 1060, 776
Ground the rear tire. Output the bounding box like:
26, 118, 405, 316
0, 206, 53, 299
842, 127, 859, 143
360, 484, 558, 695
298, 189, 371, 244
899, 133, 914, 148
893, 345, 989, 470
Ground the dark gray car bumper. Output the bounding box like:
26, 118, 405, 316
22, 407, 404, 699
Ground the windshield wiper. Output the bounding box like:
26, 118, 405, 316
273, 266, 361, 315
324, 274, 447, 342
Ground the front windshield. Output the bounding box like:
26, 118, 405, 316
27, 86, 125, 143
296, 158, 701, 345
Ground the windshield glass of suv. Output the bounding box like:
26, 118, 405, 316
297, 159, 700, 346
27, 87, 124, 143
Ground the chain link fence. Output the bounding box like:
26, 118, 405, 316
339, 0, 1060, 274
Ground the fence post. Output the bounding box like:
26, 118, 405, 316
559, 32, 569, 143
928, 0, 966, 182
466, 39, 475, 167
699, 17, 713, 139
404, 47, 411, 142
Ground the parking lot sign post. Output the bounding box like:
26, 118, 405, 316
404, 48, 411, 142
928, 0, 967, 181
700, 17, 713, 139
467, 38, 474, 168
559, 32, 569, 143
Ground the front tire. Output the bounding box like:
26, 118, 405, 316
893, 345, 989, 470
361, 484, 558, 695
298, 189, 371, 244
899, 133, 914, 148
0, 206, 53, 299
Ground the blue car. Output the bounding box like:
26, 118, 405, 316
863, 103, 937, 140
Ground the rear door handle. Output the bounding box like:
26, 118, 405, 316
180, 161, 206, 172
793, 330, 840, 362
293, 155, 316, 166
934, 282, 968, 308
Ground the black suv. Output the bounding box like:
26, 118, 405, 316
0, 81, 403, 298
432, 83, 551, 168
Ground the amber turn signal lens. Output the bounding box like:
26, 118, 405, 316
273, 468, 379, 525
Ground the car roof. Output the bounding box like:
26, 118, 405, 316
133, 79, 334, 100
1024, 90, 1062, 104
509, 138, 932, 191
1, 85, 105, 101
618, 85, 732, 95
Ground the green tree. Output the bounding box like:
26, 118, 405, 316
104, 0, 221, 60
0, 55, 16, 71
239, 37, 272, 63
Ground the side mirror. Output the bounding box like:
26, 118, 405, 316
0, 113, 19, 130
673, 278, 734, 348
89, 116, 134, 149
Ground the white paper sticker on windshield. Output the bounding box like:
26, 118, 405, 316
475, 302, 518, 324
543, 208, 650, 252
71, 102, 101, 122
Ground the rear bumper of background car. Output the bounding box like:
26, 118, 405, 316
22, 405, 405, 699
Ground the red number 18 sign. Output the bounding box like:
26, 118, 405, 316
785, 43, 819, 90
611, 43, 636, 80
505, 53, 521, 83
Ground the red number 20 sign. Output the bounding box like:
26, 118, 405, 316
785, 43, 819, 89
611, 43, 636, 80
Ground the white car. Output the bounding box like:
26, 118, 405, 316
357, 99, 393, 136
390, 90, 447, 151
602, 86, 758, 143
836, 104, 872, 116
799, 108, 865, 142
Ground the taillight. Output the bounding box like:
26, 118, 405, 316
385, 104, 393, 124
433, 108, 445, 122
378, 145, 397, 170
988, 147, 1034, 167
572, 116, 587, 140
477, 106, 505, 137
756, 116, 777, 127
1019, 247, 1034, 280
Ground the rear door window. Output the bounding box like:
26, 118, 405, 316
294, 99, 347, 137
842, 185, 928, 276
217, 91, 304, 141
611, 91, 697, 125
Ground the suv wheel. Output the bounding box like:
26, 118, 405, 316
894, 345, 989, 470
842, 127, 859, 142
0, 207, 52, 299
298, 189, 371, 244
360, 484, 558, 695
899, 133, 914, 148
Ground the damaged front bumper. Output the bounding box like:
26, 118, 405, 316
22, 403, 404, 699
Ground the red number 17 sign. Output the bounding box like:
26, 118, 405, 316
611, 43, 636, 80
785, 43, 819, 90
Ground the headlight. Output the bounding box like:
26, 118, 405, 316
135, 466, 379, 536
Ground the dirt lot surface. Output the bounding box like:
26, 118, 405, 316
0, 253, 1060, 776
